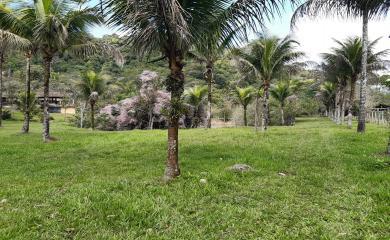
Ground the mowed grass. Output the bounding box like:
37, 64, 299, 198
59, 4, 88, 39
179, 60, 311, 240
0, 116, 389, 239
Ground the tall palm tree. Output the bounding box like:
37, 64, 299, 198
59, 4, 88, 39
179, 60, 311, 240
0, 30, 30, 127
292, 0, 390, 132
184, 85, 208, 128
322, 51, 350, 124
235, 86, 255, 126
79, 70, 105, 130
0, 3, 37, 133
325, 37, 388, 128
106, 0, 296, 180
21, 0, 123, 141
0, 3, 31, 127
270, 81, 293, 125
189, 43, 220, 129
189, 12, 250, 129
232, 36, 303, 131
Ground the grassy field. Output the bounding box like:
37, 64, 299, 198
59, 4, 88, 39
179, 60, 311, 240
0, 116, 389, 239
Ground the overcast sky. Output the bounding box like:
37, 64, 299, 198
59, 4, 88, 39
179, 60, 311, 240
90, 3, 390, 63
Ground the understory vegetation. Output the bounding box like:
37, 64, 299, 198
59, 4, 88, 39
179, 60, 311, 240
0, 117, 388, 239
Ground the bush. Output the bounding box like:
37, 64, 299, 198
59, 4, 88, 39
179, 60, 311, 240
1, 109, 12, 120
71, 106, 92, 129
96, 113, 116, 131
296, 97, 321, 116
15, 92, 41, 121
38, 113, 55, 123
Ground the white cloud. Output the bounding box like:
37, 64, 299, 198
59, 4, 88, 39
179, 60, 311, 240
291, 16, 390, 63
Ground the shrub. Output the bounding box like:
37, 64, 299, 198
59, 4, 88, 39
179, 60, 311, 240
38, 113, 55, 123
1, 109, 12, 120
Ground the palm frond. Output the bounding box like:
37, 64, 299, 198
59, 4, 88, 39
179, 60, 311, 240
234, 86, 255, 107
0, 29, 31, 51
184, 85, 208, 107
292, 0, 390, 27
69, 41, 124, 66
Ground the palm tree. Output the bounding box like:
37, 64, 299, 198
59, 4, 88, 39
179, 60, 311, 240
189, 12, 250, 129
0, 31, 30, 127
184, 85, 208, 128
235, 86, 255, 126
0, 3, 37, 133
106, 0, 296, 180
188, 44, 219, 129
79, 70, 105, 130
322, 51, 350, 124
320, 81, 336, 118
270, 81, 293, 125
21, 0, 123, 141
0, 3, 30, 127
232, 36, 303, 131
293, 0, 390, 132
324, 37, 388, 128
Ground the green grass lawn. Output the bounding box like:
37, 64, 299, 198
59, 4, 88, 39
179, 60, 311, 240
0, 117, 389, 239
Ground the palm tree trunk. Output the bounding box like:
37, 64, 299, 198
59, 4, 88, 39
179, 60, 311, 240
254, 91, 260, 131
243, 105, 247, 126
204, 62, 213, 129
42, 57, 52, 142
341, 90, 345, 125
335, 88, 340, 124
148, 109, 154, 130
262, 83, 270, 131
347, 76, 357, 129
22, 53, 32, 133
0, 54, 3, 127
281, 106, 285, 125
192, 107, 198, 128
387, 136, 390, 155
357, 10, 369, 133
90, 101, 95, 130
164, 55, 184, 181
80, 100, 87, 128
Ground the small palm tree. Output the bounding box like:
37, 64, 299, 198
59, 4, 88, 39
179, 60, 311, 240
270, 81, 293, 125
235, 86, 255, 126
184, 85, 208, 128
320, 81, 336, 117
232, 36, 303, 131
79, 70, 105, 130
293, 0, 390, 132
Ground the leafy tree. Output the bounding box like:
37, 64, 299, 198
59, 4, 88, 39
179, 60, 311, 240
234, 86, 255, 126
106, 0, 296, 180
79, 70, 105, 130
232, 35, 303, 131
293, 0, 390, 132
